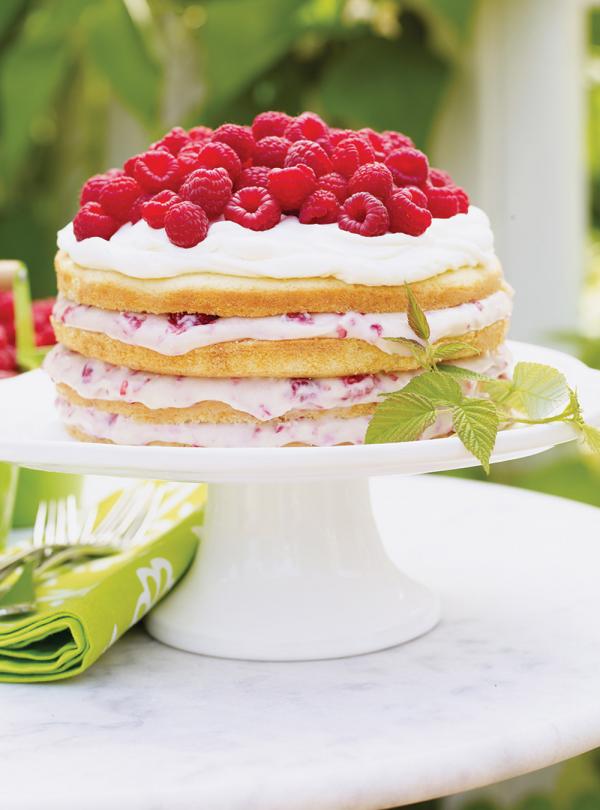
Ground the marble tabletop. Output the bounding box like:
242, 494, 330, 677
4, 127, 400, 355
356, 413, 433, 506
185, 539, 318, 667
2, 475, 600, 810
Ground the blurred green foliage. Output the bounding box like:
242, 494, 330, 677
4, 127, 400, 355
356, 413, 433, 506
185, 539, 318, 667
0, 0, 475, 296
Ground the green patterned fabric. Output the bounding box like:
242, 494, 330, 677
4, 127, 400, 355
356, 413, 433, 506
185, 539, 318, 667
0, 484, 205, 682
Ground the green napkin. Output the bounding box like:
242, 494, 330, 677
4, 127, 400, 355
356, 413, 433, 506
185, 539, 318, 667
0, 483, 205, 683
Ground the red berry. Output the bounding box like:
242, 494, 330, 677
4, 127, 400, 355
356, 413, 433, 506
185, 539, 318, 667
383, 131, 414, 151
164, 201, 209, 247
0, 323, 7, 349
454, 187, 469, 213
0, 292, 14, 343
338, 192, 389, 237
0, 344, 16, 372
134, 150, 180, 192
189, 125, 213, 142
385, 147, 429, 186
235, 165, 270, 190
428, 168, 453, 188
33, 298, 56, 346
80, 173, 111, 206
177, 143, 205, 177
401, 185, 428, 208
73, 202, 121, 241
331, 141, 360, 179
128, 192, 153, 224
284, 112, 328, 143
123, 154, 141, 177
141, 190, 180, 229
267, 165, 316, 211
425, 185, 460, 218
99, 175, 142, 220
224, 187, 281, 231
387, 190, 432, 236
251, 111, 293, 141
152, 127, 190, 156
316, 172, 348, 203
337, 135, 375, 165
299, 190, 339, 224
329, 128, 354, 146
212, 124, 255, 163
195, 141, 241, 181
179, 167, 232, 218
348, 162, 393, 201
358, 128, 387, 159
284, 139, 332, 177
253, 136, 291, 168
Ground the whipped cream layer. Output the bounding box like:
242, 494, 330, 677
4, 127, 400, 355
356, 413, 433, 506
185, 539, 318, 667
46, 345, 510, 420
56, 398, 456, 447
57, 207, 498, 286
53, 290, 512, 357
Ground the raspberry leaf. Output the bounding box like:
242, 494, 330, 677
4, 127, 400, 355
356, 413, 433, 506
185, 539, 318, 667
435, 364, 488, 381
510, 362, 570, 419
365, 392, 437, 444
433, 341, 478, 362
581, 423, 600, 454
403, 369, 464, 405
451, 398, 499, 474
385, 337, 431, 368
405, 283, 430, 341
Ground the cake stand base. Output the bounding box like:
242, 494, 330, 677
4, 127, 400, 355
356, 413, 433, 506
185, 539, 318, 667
145, 478, 440, 660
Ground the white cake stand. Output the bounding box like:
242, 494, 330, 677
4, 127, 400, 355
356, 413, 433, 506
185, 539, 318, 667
1, 340, 599, 661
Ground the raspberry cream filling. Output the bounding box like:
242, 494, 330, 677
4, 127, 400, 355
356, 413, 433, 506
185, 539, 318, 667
53, 289, 512, 357
46, 345, 510, 420
57, 207, 498, 286
56, 398, 457, 447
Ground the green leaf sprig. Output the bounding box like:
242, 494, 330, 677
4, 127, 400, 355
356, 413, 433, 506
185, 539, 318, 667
365, 286, 600, 472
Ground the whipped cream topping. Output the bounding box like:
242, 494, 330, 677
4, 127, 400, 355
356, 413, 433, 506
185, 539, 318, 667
56, 398, 457, 447
57, 207, 498, 286
46, 344, 510, 421
53, 290, 512, 357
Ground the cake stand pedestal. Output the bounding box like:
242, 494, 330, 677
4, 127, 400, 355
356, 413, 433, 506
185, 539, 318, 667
1, 340, 600, 661
146, 479, 441, 660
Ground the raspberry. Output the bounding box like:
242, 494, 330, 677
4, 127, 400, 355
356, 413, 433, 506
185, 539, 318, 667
224, 187, 281, 231
337, 134, 375, 164
316, 172, 348, 203
141, 190, 180, 229
329, 128, 354, 146
167, 312, 219, 333
99, 175, 142, 219
348, 162, 393, 201
425, 185, 460, 218
251, 111, 293, 141
73, 202, 121, 241
128, 192, 153, 224
0, 293, 14, 343
80, 173, 111, 205
387, 190, 432, 236
164, 201, 209, 247
338, 192, 389, 237
134, 149, 180, 192
235, 165, 270, 190
152, 127, 190, 155
212, 124, 255, 162
284, 112, 328, 143
123, 154, 142, 177
0, 323, 7, 349
331, 141, 360, 179
195, 141, 241, 181
385, 147, 429, 186
267, 165, 316, 211
358, 128, 387, 159
453, 187, 469, 213
177, 143, 205, 177
401, 185, 428, 208
284, 139, 332, 177
0, 344, 16, 372
383, 131, 414, 151
33, 298, 56, 346
428, 168, 453, 187
189, 125, 213, 142
179, 167, 232, 218
299, 190, 339, 224
253, 136, 290, 168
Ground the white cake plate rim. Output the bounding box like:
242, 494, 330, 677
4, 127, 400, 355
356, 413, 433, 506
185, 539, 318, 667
0, 340, 598, 482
